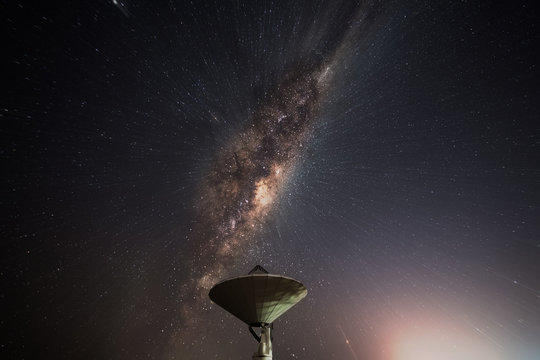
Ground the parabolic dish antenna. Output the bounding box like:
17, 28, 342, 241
209, 265, 307, 360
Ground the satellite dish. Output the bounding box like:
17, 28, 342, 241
209, 265, 307, 360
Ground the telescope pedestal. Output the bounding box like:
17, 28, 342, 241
252, 325, 272, 360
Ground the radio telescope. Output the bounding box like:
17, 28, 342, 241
209, 265, 307, 360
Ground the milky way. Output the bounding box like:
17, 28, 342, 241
193, 64, 328, 279
178, 3, 363, 329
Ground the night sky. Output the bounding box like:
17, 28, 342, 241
2, 1, 540, 359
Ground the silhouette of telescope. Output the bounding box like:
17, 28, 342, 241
209, 265, 307, 359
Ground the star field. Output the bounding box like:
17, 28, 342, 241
2, 1, 539, 359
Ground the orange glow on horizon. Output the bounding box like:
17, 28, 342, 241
391, 329, 503, 360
